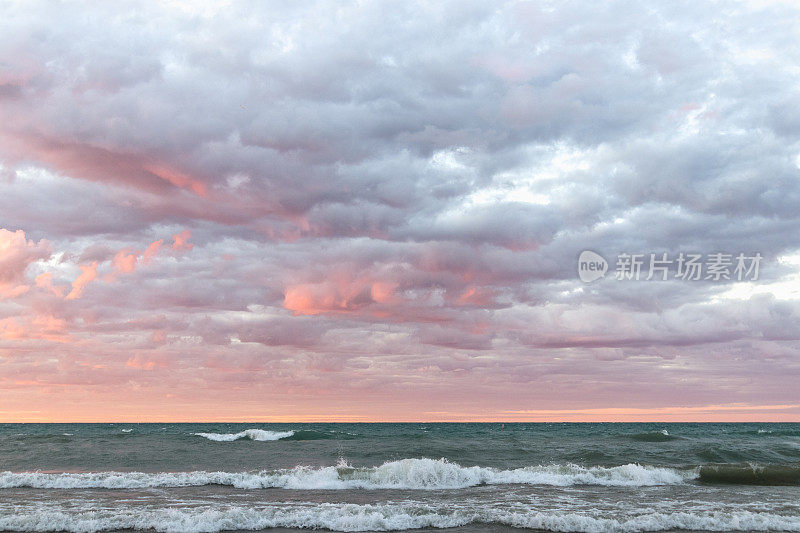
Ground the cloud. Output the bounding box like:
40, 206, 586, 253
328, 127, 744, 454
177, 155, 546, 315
171, 230, 193, 252
34, 272, 65, 297
0, 313, 68, 342
142, 239, 164, 263
1, 0, 800, 419
111, 248, 139, 276
0, 228, 51, 299
65, 262, 98, 300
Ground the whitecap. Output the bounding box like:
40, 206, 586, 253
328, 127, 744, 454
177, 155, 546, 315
0, 503, 798, 532
0, 458, 696, 490
193, 428, 294, 442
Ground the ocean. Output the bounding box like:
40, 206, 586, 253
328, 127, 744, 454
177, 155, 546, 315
1, 422, 799, 532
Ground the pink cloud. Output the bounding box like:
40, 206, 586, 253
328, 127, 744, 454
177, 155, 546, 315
65, 261, 98, 300
0, 127, 213, 200
151, 329, 167, 345
142, 239, 164, 263
284, 280, 376, 316
171, 230, 193, 252
111, 247, 139, 275
0, 313, 68, 342
0, 228, 51, 299
370, 281, 398, 303
0, 317, 25, 340
92, 237, 171, 282
125, 354, 168, 371
34, 272, 66, 297
455, 286, 498, 307
30, 313, 69, 342
143, 165, 208, 198
283, 283, 342, 315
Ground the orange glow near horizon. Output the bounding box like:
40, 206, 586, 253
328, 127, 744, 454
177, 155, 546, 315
2, 403, 798, 424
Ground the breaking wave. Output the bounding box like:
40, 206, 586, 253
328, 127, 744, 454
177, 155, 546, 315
699, 463, 800, 485
1, 503, 799, 532
749, 428, 800, 437
192, 428, 295, 441
628, 429, 679, 442
0, 458, 694, 490
282, 429, 345, 440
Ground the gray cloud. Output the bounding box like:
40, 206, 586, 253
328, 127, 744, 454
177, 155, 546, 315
1, 0, 800, 416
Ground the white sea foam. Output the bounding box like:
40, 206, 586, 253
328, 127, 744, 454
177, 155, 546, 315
0, 458, 696, 490
192, 428, 295, 441
496, 510, 800, 533
0, 504, 799, 532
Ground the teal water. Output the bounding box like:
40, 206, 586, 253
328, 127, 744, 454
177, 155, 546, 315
1, 423, 799, 531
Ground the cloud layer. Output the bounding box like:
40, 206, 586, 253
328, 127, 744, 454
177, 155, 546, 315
1, 0, 799, 421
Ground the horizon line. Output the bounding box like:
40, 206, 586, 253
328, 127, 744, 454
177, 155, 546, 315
3, 419, 799, 424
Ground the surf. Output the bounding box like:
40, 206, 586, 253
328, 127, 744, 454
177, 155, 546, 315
192, 428, 295, 441
0, 458, 695, 490
627, 429, 679, 442
2, 502, 800, 533
699, 463, 800, 485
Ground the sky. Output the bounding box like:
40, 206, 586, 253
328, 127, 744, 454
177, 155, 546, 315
1, 0, 800, 422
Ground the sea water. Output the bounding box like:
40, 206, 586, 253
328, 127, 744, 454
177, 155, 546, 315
1, 422, 799, 532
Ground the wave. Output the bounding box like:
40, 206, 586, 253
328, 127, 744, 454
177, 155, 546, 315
192, 428, 295, 441
628, 429, 679, 442
699, 463, 800, 485
0, 458, 694, 490
749, 429, 800, 437
1, 504, 799, 532
193, 428, 345, 441
283, 429, 344, 440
